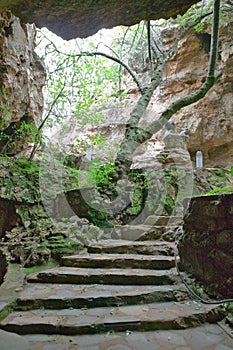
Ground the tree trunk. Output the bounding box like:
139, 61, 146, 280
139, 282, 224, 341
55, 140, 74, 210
115, 0, 221, 177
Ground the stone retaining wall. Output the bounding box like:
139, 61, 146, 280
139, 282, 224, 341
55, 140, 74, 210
179, 193, 233, 298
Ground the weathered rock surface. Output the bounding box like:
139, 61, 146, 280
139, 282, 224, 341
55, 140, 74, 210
0, 11, 45, 154
180, 192, 233, 298
0, 1, 200, 40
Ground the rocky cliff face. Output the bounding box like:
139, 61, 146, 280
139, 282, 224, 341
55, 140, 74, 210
0, 11, 46, 154
151, 22, 233, 169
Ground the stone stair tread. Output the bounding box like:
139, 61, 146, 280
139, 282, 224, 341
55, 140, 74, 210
0, 301, 223, 335
143, 215, 183, 226
89, 239, 175, 246
88, 239, 175, 255
112, 225, 179, 240
26, 267, 177, 285
16, 284, 181, 309
61, 253, 175, 269
62, 253, 174, 260
22, 325, 233, 350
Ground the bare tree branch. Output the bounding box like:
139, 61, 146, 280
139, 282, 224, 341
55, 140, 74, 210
78, 51, 143, 93
147, 21, 154, 79
28, 83, 66, 160
37, 29, 144, 93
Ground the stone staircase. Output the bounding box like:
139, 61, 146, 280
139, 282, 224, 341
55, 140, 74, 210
0, 221, 230, 349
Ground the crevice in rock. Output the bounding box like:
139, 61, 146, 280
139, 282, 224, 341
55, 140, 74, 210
197, 32, 211, 53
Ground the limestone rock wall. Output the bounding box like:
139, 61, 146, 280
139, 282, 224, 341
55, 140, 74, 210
154, 22, 233, 169
134, 20, 233, 169
0, 11, 46, 153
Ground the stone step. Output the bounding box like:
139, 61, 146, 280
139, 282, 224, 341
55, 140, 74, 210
113, 225, 177, 241
0, 301, 224, 335
26, 267, 177, 285
87, 239, 175, 256
21, 325, 233, 350
15, 284, 183, 310
61, 253, 175, 270
143, 215, 183, 226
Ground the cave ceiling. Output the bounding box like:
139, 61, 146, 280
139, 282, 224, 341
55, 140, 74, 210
0, 0, 199, 39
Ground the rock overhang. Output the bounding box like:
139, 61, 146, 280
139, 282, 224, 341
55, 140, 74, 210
0, 0, 199, 39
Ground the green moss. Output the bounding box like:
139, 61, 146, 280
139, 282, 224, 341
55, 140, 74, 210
0, 300, 18, 322
87, 207, 111, 227
206, 186, 233, 195
11, 157, 40, 176
23, 258, 57, 275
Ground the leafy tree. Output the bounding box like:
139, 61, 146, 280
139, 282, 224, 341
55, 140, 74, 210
29, 28, 127, 158
32, 0, 222, 178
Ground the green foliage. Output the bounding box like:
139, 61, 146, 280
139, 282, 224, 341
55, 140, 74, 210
35, 29, 124, 130
126, 187, 143, 216
94, 161, 116, 192
0, 300, 18, 322
17, 121, 38, 144
174, 2, 213, 32
0, 118, 40, 156
87, 207, 110, 227
10, 157, 40, 177
206, 186, 233, 195
164, 196, 175, 215
78, 160, 117, 193
225, 302, 233, 316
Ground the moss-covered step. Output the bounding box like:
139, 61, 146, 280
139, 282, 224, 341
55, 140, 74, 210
26, 267, 177, 285
0, 301, 224, 335
61, 253, 175, 270
87, 239, 175, 256
15, 284, 184, 310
